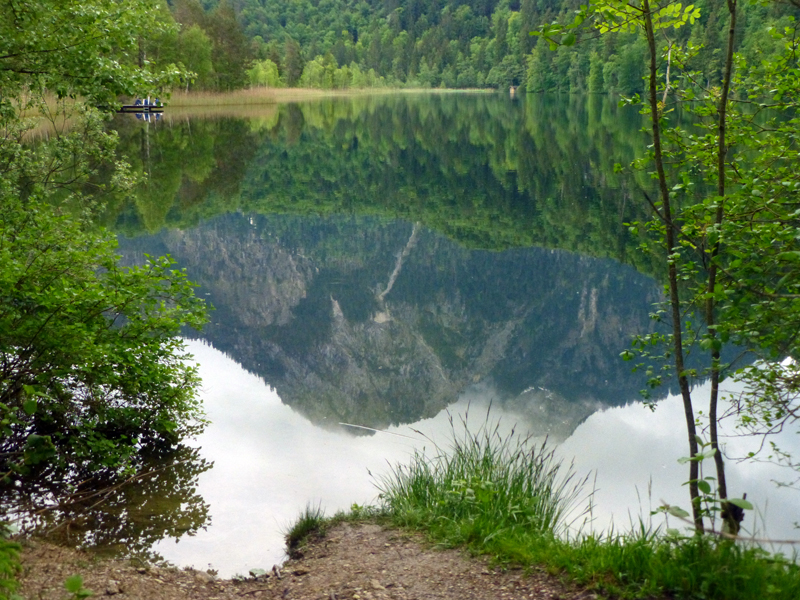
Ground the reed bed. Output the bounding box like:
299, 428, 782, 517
163, 86, 489, 108
19, 115, 79, 142
9, 94, 82, 141
13, 88, 491, 136
165, 88, 376, 107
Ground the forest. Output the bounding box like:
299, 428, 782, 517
143, 0, 799, 91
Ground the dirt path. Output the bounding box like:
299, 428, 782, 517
18, 523, 599, 600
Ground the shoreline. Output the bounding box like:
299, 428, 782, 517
16, 522, 591, 600
164, 86, 498, 108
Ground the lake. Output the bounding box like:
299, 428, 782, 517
45, 94, 800, 575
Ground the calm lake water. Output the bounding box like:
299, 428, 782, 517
53, 94, 800, 575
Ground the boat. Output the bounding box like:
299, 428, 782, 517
118, 99, 164, 113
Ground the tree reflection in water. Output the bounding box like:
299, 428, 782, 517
4, 444, 211, 564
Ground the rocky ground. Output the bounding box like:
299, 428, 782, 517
18, 523, 601, 600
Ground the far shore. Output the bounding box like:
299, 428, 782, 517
165, 86, 497, 108
20, 87, 498, 135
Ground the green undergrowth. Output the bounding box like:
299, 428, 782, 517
0, 524, 21, 600
288, 416, 800, 600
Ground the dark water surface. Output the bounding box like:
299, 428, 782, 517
25, 94, 798, 576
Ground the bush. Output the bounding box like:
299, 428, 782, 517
0, 193, 207, 477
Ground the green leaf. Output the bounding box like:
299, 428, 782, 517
727, 497, 753, 510
697, 480, 712, 494
22, 399, 37, 416
65, 575, 84, 594
562, 33, 576, 46
667, 506, 690, 518
249, 568, 267, 577
702, 448, 717, 460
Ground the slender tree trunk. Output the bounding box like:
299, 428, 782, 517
708, 0, 738, 534
138, 37, 145, 69
642, 0, 704, 532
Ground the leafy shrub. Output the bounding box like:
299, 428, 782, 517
0, 193, 207, 477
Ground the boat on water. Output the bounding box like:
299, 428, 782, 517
118, 98, 164, 113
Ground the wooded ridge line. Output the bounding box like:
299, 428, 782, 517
143, 0, 799, 92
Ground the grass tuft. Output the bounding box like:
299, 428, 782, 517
284, 504, 327, 556
376, 412, 589, 552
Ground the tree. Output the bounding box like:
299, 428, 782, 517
673, 10, 800, 489
587, 51, 605, 92
179, 24, 215, 90
0, 0, 182, 105
205, 0, 253, 90
299, 56, 327, 88
0, 198, 207, 474
248, 58, 282, 87
536, 0, 800, 534
0, 0, 208, 478
284, 37, 305, 86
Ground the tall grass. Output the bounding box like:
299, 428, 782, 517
376, 413, 589, 547
372, 411, 800, 600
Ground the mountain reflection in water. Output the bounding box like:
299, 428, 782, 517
102, 94, 672, 572
109, 94, 665, 440
117, 213, 662, 439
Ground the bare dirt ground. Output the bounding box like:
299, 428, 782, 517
18, 523, 601, 600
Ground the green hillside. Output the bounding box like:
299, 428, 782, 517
147, 0, 798, 92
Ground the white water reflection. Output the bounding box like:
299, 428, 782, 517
561, 391, 800, 546
155, 340, 800, 576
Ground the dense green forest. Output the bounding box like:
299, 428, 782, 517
146, 0, 799, 91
